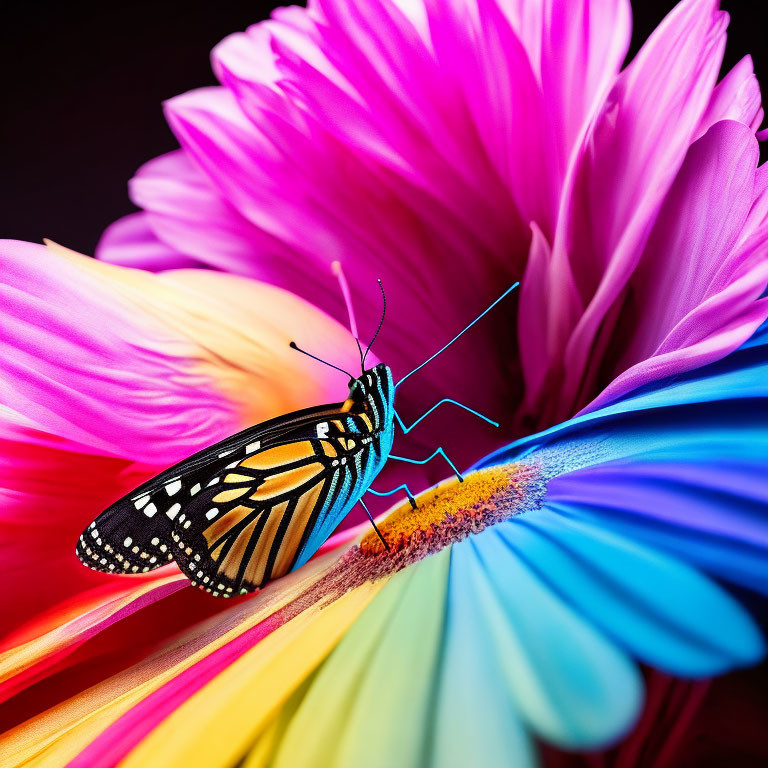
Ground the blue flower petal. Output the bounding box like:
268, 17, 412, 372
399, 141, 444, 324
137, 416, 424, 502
546, 459, 768, 595
472, 315, 768, 603
502, 509, 764, 676
431, 548, 535, 768
449, 528, 643, 749
477, 320, 768, 470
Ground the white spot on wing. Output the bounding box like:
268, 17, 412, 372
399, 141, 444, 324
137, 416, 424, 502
206, 508, 219, 520
165, 479, 182, 496
245, 441, 260, 454
190, 483, 201, 495
144, 502, 158, 518
123, 537, 132, 547
167, 503, 181, 520
316, 422, 329, 438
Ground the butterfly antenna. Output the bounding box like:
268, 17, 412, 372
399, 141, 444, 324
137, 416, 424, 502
331, 261, 364, 372
362, 279, 386, 368
289, 342, 355, 380
395, 282, 519, 389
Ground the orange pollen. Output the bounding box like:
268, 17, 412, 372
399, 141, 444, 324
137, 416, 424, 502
360, 464, 534, 556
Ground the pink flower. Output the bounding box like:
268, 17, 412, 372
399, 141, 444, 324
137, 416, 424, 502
2, 0, 768, 765
100, 0, 768, 438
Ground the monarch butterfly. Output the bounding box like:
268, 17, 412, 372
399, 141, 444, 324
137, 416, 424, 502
77, 269, 518, 597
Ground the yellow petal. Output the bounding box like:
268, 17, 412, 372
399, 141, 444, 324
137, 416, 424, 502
119, 579, 389, 768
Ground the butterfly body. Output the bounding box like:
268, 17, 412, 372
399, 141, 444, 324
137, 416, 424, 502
77, 364, 394, 595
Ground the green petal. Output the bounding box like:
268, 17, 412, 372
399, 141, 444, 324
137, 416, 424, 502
273, 548, 450, 767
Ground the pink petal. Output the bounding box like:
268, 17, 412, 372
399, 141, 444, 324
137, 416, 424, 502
96, 213, 203, 271
697, 55, 764, 137
522, 0, 729, 423
538, 0, 632, 188
614, 120, 758, 366
1, 240, 362, 464
517, 224, 556, 408
128, 151, 288, 278
585, 120, 768, 411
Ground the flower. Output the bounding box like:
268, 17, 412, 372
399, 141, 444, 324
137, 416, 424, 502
98, 0, 767, 439
2, 0, 768, 766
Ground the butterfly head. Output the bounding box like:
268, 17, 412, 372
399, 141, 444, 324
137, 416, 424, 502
346, 364, 394, 427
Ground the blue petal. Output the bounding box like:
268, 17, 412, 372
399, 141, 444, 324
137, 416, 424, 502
503, 509, 764, 676
476, 323, 768, 469
431, 548, 535, 768
449, 528, 643, 749
546, 460, 768, 595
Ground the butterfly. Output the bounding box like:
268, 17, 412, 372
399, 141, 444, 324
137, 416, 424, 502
77, 267, 518, 597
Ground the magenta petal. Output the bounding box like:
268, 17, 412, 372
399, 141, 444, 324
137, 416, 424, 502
1, 240, 365, 466
743, 164, 768, 240
0, 240, 238, 462
586, 298, 768, 415
562, 0, 728, 379
164, 88, 297, 244
127, 151, 289, 279
585, 120, 768, 411
618, 120, 758, 364
698, 55, 764, 136
518, 224, 556, 408
426, 0, 556, 235
97, 213, 201, 271
523, 0, 729, 422
539, 0, 632, 186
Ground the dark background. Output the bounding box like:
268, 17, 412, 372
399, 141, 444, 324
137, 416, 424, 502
0, 0, 765, 254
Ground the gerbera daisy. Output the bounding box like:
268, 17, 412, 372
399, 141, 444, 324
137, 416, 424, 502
2, 0, 767, 766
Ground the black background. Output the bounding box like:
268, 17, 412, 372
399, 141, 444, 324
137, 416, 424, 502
0, 0, 765, 254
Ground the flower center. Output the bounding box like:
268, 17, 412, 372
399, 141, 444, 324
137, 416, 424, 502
359, 464, 532, 556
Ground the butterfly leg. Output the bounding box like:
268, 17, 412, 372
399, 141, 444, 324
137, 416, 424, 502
389, 448, 464, 482
394, 401, 498, 435
367, 484, 418, 510
358, 498, 390, 551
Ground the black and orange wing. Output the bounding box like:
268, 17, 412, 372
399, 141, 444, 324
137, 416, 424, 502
168, 438, 344, 595
76, 402, 346, 576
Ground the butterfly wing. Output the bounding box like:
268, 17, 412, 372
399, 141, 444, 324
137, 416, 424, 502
168, 438, 348, 595
76, 403, 347, 575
